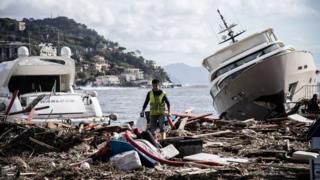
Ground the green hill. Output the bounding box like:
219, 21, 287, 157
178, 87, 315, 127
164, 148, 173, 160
0, 17, 170, 85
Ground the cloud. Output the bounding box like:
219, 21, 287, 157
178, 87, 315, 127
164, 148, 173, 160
0, 0, 319, 66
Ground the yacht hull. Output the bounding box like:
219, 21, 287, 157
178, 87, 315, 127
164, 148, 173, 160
211, 51, 317, 120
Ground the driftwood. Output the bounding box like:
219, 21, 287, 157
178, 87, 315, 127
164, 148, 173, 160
6, 172, 37, 177
178, 117, 188, 130
93, 124, 131, 132
29, 137, 57, 150
187, 113, 213, 122
191, 130, 232, 138
248, 124, 279, 129
172, 112, 216, 121
242, 149, 288, 159
185, 114, 214, 125
215, 118, 256, 128
203, 141, 224, 148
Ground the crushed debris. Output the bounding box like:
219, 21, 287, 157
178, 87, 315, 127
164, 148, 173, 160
0, 114, 315, 179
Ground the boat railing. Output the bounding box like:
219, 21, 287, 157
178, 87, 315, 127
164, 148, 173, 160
291, 84, 320, 101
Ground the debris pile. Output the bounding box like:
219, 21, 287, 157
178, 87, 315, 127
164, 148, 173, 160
0, 113, 315, 179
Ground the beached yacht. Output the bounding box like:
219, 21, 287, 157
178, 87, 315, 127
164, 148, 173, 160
0, 44, 105, 123
202, 10, 317, 120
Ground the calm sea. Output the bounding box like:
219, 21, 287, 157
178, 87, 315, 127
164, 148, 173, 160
81, 86, 217, 122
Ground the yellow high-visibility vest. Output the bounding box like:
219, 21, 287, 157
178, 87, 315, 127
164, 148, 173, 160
149, 91, 165, 115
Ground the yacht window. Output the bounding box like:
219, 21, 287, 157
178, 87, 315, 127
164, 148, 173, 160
304, 65, 308, 69
8, 75, 60, 94
40, 59, 65, 65
309, 78, 312, 83
298, 66, 302, 70
211, 44, 280, 81
218, 64, 254, 89
263, 44, 279, 54
288, 82, 298, 100
269, 32, 277, 42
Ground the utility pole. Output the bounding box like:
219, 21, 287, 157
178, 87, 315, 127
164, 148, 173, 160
28, 31, 31, 55
57, 30, 60, 55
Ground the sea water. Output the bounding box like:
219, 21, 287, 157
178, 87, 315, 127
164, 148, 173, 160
82, 86, 217, 122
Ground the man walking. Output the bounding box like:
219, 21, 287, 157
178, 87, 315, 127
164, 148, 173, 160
141, 79, 170, 140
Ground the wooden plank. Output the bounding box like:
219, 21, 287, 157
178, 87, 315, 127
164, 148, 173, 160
203, 141, 224, 148
186, 115, 214, 125
6, 172, 37, 176
186, 113, 213, 122
171, 112, 216, 121
29, 137, 56, 150
191, 130, 232, 138
178, 117, 188, 130
5, 90, 19, 116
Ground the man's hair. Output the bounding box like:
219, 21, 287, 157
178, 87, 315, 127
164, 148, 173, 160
152, 79, 160, 84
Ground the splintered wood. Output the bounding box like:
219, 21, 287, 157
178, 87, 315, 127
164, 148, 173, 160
0, 116, 313, 179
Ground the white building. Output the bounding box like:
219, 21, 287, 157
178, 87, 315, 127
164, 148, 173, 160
120, 74, 137, 82
93, 55, 105, 63
91, 55, 110, 72
122, 68, 144, 81
95, 75, 120, 86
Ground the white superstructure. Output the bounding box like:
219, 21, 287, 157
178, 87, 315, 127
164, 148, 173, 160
0, 45, 105, 123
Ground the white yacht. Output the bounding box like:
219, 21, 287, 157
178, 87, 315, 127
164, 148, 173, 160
202, 10, 317, 120
0, 44, 106, 123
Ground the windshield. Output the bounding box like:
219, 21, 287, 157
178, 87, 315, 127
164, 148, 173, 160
211, 44, 280, 81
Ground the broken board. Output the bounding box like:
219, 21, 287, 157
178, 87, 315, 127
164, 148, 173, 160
183, 153, 249, 165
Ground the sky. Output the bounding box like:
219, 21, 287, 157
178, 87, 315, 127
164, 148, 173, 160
0, 0, 319, 67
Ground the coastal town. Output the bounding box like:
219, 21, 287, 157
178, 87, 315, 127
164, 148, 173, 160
76, 54, 151, 87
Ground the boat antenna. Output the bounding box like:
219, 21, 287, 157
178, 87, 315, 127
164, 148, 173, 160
217, 9, 246, 44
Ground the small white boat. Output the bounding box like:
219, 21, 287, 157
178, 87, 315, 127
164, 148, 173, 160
0, 44, 106, 123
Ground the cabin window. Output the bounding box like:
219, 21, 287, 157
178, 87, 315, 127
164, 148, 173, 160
304, 65, 308, 69
288, 82, 298, 100
211, 44, 280, 81
8, 75, 60, 94
218, 64, 254, 89
40, 59, 65, 65
309, 78, 312, 83
268, 31, 277, 42
298, 66, 302, 70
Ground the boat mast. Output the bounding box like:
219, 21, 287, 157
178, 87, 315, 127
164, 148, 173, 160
217, 9, 246, 44
217, 9, 235, 43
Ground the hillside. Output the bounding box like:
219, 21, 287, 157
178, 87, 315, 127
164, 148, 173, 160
164, 63, 208, 85
0, 17, 170, 85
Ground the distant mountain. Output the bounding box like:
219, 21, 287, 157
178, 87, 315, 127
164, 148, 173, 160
164, 63, 209, 85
